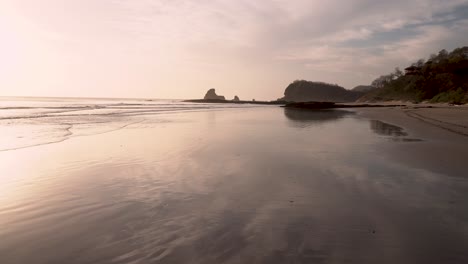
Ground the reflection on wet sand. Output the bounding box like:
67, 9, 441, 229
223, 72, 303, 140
283, 108, 354, 127
1, 107, 467, 264
370, 120, 408, 137
370, 120, 423, 142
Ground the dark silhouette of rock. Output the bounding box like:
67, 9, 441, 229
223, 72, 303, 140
280, 80, 363, 102
204, 89, 225, 100
233, 96, 240, 101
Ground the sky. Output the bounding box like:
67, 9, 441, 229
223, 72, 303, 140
1, 0, 468, 100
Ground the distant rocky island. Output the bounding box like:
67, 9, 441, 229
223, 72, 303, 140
184, 89, 285, 105
204, 88, 225, 100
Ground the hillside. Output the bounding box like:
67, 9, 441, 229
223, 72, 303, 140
359, 47, 468, 104
280, 80, 363, 102
352, 85, 376, 92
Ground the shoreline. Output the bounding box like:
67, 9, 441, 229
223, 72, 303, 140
354, 106, 468, 178
355, 105, 468, 138
183, 99, 287, 105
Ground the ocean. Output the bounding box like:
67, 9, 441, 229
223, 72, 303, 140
0, 97, 259, 151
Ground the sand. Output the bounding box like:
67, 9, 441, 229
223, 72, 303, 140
355, 105, 468, 178
359, 104, 468, 135
1, 104, 468, 264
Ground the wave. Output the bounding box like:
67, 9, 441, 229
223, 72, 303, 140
0, 98, 263, 152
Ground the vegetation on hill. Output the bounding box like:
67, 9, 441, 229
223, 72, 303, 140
352, 85, 377, 92
359, 47, 468, 103
281, 80, 363, 102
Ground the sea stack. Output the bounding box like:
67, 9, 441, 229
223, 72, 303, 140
233, 96, 240, 101
204, 89, 225, 100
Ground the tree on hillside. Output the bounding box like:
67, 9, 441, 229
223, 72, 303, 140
363, 46, 468, 103
412, 59, 425, 67
371, 68, 403, 88
394, 67, 403, 78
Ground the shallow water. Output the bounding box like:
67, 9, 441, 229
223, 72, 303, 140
1, 99, 468, 264
0, 97, 258, 151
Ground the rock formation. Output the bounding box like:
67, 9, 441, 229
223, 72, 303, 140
280, 80, 363, 102
204, 89, 225, 100
233, 96, 240, 101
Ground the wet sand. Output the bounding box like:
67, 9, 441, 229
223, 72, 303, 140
356, 105, 468, 178
1, 106, 468, 263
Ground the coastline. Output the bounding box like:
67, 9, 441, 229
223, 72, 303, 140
355, 104, 468, 138
183, 99, 287, 105
185, 97, 468, 138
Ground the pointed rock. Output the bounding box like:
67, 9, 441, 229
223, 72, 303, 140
204, 89, 225, 100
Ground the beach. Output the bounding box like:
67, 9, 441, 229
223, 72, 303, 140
357, 105, 468, 177
1, 98, 468, 263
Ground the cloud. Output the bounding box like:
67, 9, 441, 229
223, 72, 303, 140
2, 0, 468, 98
253, 0, 468, 86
